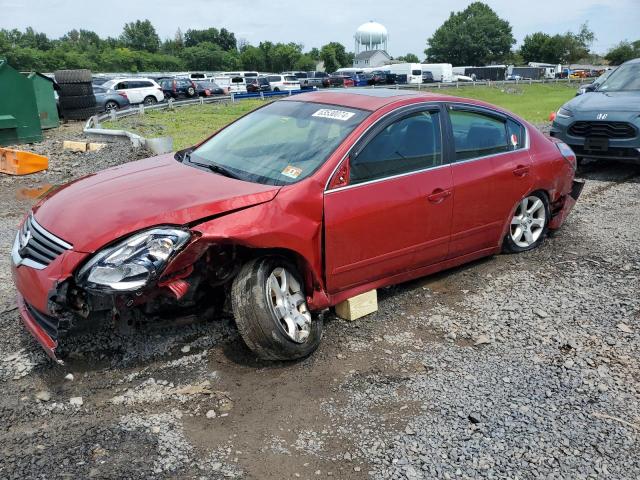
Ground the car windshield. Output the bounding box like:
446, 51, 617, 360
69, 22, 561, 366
598, 63, 640, 92
190, 101, 368, 186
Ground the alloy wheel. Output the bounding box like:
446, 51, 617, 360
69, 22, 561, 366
510, 196, 546, 248
266, 267, 311, 343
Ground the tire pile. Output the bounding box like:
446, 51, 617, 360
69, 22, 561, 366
54, 69, 98, 121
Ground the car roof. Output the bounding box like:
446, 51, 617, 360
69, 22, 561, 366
285, 88, 518, 116
285, 89, 442, 111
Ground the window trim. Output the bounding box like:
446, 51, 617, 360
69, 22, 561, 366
325, 102, 450, 193
444, 102, 530, 165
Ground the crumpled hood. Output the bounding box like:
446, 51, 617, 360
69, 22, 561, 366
33, 154, 280, 253
565, 91, 640, 113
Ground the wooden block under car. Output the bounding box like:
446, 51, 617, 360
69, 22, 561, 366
63, 140, 87, 152
335, 290, 378, 321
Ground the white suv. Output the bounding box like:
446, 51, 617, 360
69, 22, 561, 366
266, 75, 300, 91
102, 78, 164, 105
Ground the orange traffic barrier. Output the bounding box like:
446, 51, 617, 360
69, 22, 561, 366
0, 147, 48, 175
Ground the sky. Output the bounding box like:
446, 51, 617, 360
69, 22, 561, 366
1, 0, 639, 56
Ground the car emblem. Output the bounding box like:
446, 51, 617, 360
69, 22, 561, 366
596, 113, 608, 120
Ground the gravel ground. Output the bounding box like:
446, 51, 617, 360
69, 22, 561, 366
0, 123, 639, 479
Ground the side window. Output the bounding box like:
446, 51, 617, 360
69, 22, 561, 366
507, 119, 526, 149
116, 82, 127, 90
449, 110, 509, 161
140, 81, 154, 88
350, 111, 442, 185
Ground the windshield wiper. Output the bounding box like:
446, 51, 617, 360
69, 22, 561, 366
193, 161, 241, 180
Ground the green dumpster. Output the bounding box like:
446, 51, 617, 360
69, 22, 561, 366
0, 59, 42, 146
25, 72, 59, 130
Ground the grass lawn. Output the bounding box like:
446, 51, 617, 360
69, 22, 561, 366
104, 83, 577, 149
441, 82, 577, 123
103, 99, 267, 150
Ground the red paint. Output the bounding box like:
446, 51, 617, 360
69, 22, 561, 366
11, 91, 579, 357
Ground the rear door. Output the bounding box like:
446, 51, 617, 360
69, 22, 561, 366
445, 105, 533, 258
324, 105, 453, 293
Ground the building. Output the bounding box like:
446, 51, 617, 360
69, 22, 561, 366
353, 50, 392, 68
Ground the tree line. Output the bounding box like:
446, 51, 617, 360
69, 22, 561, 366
1, 3, 637, 74
0, 20, 354, 73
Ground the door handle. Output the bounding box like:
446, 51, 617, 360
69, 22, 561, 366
427, 188, 451, 204
513, 165, 530, 177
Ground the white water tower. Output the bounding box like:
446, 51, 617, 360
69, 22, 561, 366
354, 21, 388, 54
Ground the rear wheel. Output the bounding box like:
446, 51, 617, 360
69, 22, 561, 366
273, 87, 280, 92
104, 100, 119, 112
186, 86, 196, 97
503, 192, 550, 253
143, 96, 157, 106
231, 257, 322, 361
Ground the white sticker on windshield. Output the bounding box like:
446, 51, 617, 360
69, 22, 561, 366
312, 109, 356, 121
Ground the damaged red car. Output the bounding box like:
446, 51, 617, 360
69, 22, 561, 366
11, 89, 583, 361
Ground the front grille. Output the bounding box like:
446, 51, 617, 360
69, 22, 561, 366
25, 302, 60, 340
571, 145, 640, 160
14, 214, 72, 269
568, 121, 637, 139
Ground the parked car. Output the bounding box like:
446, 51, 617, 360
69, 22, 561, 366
368, 71, 397, 85
10, 89, 582, 362
299, 71, 329, 89
551, 58, 640, 163
266, 74, 300, 91
422, 71, 435, 83
159, 78, 197, 99
246, 76, 272, 93
195, 80, 226, 96
351, 74, 371, 87
282, 71, 308, 80
93, 85, 130, 112
101, 78, 164, 105
328, 75, 355, 88
214, 76, 247, 94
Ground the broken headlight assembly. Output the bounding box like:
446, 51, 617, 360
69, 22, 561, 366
76, 228, 191, 292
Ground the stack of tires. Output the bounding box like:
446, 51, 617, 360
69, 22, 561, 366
54, 69, 98, 121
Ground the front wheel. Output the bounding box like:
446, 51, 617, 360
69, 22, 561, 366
503, 193, 550, 253
231, 257, 322, 361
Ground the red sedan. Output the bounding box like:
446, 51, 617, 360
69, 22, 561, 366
11, 89, 583, 361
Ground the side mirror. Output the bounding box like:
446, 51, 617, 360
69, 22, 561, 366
584, 83, 596, 92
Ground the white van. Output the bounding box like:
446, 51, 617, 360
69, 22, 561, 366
385, 63, 423, 84
421, 63, 453, 83
214, 76, 247, 94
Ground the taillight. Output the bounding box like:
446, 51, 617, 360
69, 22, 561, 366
118, 92, 128, 99
556, 141, 577, 170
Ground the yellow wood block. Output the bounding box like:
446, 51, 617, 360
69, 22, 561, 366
0, 148, 48, 175
87, 142, 107, 151
63, 140, 87, 152
335, 290, 378, 321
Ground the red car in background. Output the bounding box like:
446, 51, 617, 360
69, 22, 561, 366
11, 89, 583, 361
329, 74, 355, 88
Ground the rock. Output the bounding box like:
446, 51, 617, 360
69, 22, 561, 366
181, 345, 191, 353
405, 426, 416, 435
473, 334, 491, 346
64, 373, 74, 381
617, 323, 633, 334
468, 412, 482, 424
69, 396, 83, 406
533, 309, 549, 318
151, 426, 161, 434
35, 391, 51, 402
206, 409, 217, 419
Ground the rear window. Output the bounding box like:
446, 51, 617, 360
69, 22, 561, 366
267, 75, 281, 82
284, 76, 297, 82
412, 69, 422, 75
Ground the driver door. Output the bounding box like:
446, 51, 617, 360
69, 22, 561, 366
324, 107, 453, 293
